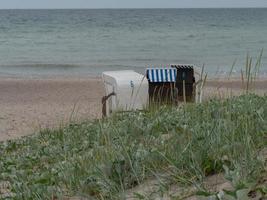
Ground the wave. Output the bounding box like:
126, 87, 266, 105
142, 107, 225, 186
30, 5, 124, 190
0, 63, 83, 69
208, 24, 233, 28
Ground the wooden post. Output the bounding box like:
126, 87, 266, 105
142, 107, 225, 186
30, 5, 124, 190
183, 80, 186, 103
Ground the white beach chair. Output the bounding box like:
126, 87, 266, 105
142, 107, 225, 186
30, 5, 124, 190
102, 70, 149, 117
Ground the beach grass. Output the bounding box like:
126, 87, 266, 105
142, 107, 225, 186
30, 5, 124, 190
0, 94, 266, 199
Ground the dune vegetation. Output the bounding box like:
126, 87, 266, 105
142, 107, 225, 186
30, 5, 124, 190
0, 94, 266, 199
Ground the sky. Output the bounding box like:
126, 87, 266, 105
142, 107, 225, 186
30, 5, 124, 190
0, 0, 267, 9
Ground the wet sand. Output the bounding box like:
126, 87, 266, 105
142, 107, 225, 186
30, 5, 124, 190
0, 76, 266, 141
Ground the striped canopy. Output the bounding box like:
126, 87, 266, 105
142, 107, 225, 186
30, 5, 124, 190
171, 65, 194, 69
146, 68, 177, 83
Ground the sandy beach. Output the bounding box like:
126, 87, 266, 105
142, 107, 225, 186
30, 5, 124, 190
0, 76, 266, 141
0, 77, 105, 141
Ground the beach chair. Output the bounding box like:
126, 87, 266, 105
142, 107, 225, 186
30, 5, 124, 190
170, 65, 195, 102
171, 64, 205, 103
102, 70, 148, 117
146, 67, 178, 104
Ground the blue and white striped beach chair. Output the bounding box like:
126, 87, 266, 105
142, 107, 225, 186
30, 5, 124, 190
146, 68, 178, 104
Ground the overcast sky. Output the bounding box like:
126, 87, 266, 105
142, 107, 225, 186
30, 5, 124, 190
1, 0, 267, 9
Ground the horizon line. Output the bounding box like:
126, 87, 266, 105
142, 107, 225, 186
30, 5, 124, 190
0, 7, 267, 10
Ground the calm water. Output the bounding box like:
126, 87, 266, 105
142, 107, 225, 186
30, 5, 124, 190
0, 8, 267, 77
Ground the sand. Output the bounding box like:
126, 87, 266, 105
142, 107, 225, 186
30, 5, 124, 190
0, 76, 266, 141
0, 77, 105, 141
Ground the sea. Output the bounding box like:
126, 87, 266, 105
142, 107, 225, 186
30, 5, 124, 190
0, 8, 267, 77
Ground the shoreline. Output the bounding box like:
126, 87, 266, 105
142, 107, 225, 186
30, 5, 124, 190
0, 75, 266, 142
2, 73, 267, 80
